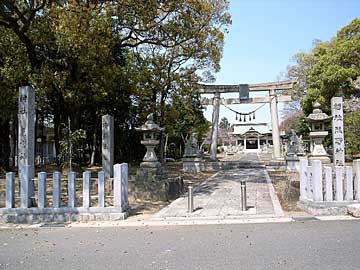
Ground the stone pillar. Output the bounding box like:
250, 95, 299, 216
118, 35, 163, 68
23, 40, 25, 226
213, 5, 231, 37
210, 92, 220, 161
331, 97, 345, 166
244, 137, 247, 150
324, 166, 333, 201
18, 86, 35, 184
102, 115, 114, 179
257, 135, 260, 150
269, 89, 281, 159
299, 159, 308, 201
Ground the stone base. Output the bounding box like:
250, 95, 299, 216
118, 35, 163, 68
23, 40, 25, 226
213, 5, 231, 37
128, 177, 184, 201
182, 157, 203, 173
0, 207, 127, 224
308, 155, 331, 165
286, 156, 300, 172
298, 200, 360, 216
347, 204, 360, 217
135, 166, 163, 181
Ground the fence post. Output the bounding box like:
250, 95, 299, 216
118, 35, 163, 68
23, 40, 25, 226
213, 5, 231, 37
68, 171, 76, 208
121, 163, 128, 210
354, 160, 360, 200
345, 166, 353, 201
312, 160, 323, 202
299, 159, 308, 201
98, 171, 105, 208
38, 172, 47, 208
20, 165, 30, 208
324, 166, 333, 201
83, 171, 91, 208
5, 172, 15, 208
114, 164, 122, 208
53, 171, 61, 208
335, 166, 344, 201
306, 165, 313, 200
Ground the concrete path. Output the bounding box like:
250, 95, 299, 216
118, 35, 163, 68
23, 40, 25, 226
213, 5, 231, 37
152, 166, 284, 221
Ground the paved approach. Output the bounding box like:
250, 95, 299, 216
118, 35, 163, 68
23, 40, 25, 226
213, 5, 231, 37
153, 167, 283, 220
1, 220, 360, 269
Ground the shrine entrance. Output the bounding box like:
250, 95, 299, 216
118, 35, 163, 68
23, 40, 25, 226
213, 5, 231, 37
197, 80, 295, 160
246, 136, 258, 150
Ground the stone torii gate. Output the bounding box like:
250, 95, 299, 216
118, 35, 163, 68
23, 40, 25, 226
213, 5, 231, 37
198, 80, 295, 160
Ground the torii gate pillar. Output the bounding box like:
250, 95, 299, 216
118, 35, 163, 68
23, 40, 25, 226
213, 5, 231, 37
270, 89, 281, 159
210, 92, 221, 160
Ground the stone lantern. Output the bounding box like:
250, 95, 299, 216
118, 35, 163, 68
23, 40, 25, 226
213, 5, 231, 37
305, 102, 332, 164
135, 113, 164, 170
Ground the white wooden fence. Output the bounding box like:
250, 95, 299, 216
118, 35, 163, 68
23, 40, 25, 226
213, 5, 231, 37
300, 159, 360, 202
0, 163, 128, 223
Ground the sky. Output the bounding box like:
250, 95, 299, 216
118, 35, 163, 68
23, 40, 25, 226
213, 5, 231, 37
202, 0, 360, 126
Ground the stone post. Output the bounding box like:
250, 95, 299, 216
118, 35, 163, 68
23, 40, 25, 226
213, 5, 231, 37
335, 166, 344, 201
354, 160, 360, 200
98, 171, 105, 208
38, 172, 47, 208
53, 171, 61, 208
68, 171, 76, 208
18, 86, 35, 201
324, 166, 333, 201
306, 165, 313, 200
114, 163, 128, 211
121, 163, 129, 210
83, 171, 91, 208
299, 159, 308, 201
269, 89, 281, 159
312, 160, 323, 202
5, 172, 15, 208
345, 166, 353, 201
331, 97, 345, 166
102, 115, 114, 179
210, 92, 220, 161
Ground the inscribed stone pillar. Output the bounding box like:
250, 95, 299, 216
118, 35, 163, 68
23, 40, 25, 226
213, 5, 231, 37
331, 97, 345, 166
18, 86, 35, 179
269, 89, 281, 159
210, 92, 220, 161
102, 115, 114, 179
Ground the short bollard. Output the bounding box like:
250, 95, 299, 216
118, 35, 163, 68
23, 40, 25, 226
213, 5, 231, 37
240, 180, 247, 211
188, 182, 194, 213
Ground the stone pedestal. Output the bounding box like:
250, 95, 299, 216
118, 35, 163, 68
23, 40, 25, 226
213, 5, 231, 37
286, 156, 300, 172
182, 157, 203, 173
308, 131, 331, 165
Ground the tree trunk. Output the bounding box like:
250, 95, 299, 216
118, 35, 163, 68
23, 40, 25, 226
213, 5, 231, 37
54, 110, 61, 165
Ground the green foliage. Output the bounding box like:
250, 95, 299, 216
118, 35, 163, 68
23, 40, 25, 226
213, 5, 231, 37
287, 19, 360, 115
58, 128, 87, 165
0, 0, 231, 164
344, 110, 360, 157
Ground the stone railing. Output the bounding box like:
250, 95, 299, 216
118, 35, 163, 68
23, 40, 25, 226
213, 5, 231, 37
0, 163, 128, 223
299, 159, 360, 203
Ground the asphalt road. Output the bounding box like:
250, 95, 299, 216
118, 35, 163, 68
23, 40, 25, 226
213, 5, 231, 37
1, 220, 360, 270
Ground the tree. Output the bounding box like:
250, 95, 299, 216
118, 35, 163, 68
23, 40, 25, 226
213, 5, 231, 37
0, 0, 231, 167
344, 110, 360, 157
219, 117, 230, 129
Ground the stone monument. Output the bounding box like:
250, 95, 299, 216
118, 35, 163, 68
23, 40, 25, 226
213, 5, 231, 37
306, 102, 332, 164
182, 132, 203, 173
18, 86, 35, 178
18, 86, 35, 205
331, 97, 345, 166
102, 114, 114, 179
